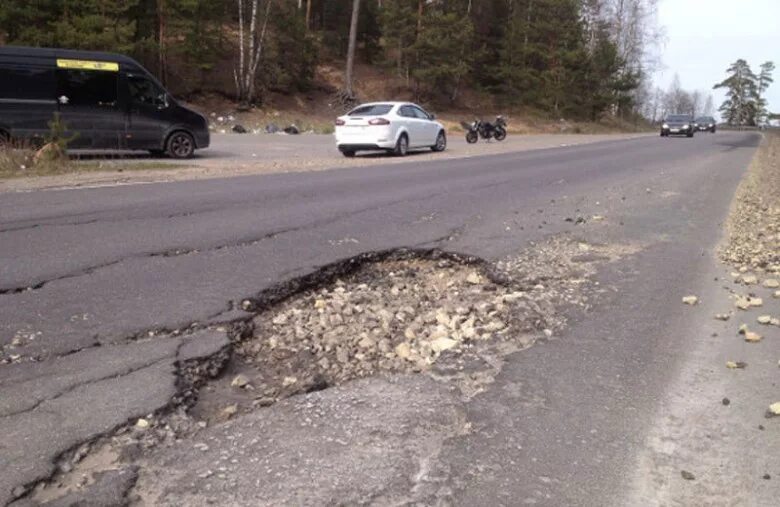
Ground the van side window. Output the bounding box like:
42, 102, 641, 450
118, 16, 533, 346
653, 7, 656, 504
56, 69, 118, 107
0, 67, 55, 101
128, 75, 165, 107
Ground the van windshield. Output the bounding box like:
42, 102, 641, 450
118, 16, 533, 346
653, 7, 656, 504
666, 115, 691, 122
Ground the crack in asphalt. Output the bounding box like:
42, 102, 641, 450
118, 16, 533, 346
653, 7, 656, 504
0, 226, 302, 294
0, 187, 469, 295
0, 207, 229, 234
1, 354, 176, 420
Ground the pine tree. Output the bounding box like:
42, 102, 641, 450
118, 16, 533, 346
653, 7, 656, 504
755, 61, 775, 125
380, 0, 417, 80
409, 8, 475, 102
714, 59, 758, 126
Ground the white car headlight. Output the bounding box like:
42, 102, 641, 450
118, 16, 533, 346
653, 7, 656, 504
708, 123, 713, 127
682, 124, 689, 129
662, 124, 669, 129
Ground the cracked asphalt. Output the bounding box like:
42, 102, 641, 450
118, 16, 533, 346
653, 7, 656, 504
1, 132, 775, 505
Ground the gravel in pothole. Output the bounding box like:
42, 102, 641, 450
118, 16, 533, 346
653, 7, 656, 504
192, 240, 623, 421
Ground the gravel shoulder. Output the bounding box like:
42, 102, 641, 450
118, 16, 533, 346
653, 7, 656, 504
0, 133, 649, 193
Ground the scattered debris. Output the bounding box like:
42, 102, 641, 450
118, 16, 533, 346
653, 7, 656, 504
219, 404, 238, 421
714, 313, 730, 321
680, 470, 696, 481
744, 331, 763, 343
757, 315, 772, 325
726, 361, 747, 369
230, 374, 251, 389
232, 124, 248, 134
135, 418, 150, 430
735, 296, 763, 310
762, 279, 779, 289
740, 274, 758, 285
766, 402, 780, 418
682, 295, 699, 305
722, 397, 730, 406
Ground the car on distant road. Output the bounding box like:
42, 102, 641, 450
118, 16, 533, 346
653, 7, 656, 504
660, 114, 695, 138
695, 116, 717, 133
334, 102, 446, 157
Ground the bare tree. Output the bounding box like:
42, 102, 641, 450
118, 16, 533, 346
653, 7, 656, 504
158, 0, 167, 84
690, 90, 702, 118
234, 0, 273, 109
600, 0, 663, 116
344, 0, 361, 98
703, 94, 715, 116
417, 0, 424, 35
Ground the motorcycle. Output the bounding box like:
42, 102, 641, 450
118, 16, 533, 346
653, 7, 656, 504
462, 116, 507, 143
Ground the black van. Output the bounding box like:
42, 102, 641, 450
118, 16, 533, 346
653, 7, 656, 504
0, 46, 209, 158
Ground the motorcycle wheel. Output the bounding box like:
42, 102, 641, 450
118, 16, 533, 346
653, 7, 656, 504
465, 131, 478, 144
494, 127, 507, 141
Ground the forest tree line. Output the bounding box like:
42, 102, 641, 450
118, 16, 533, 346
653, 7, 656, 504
0, 0, 663, 121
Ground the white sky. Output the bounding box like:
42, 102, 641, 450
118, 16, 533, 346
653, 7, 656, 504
654, 0, 780, 118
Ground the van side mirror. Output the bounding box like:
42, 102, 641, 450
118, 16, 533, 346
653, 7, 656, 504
430, 113, 436, 120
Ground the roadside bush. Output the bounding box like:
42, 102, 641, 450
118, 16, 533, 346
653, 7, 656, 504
0, 114, 75, 177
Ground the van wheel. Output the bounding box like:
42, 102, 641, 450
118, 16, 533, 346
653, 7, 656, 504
166, 132, 195, 159
341, 150, 356, 158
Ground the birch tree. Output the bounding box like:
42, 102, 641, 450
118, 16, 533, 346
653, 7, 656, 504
235, 0, 273, 108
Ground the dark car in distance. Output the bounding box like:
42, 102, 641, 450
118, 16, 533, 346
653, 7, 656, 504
660, 114, 695, 138
0, 46, 209, 158
695, 116, 717, 133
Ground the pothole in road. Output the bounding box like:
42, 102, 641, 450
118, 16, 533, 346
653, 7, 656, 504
193, 240, 633, 423
25, 239, 640, 506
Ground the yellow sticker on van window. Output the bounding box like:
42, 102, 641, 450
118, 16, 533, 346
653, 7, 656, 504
56, 59, 119, 72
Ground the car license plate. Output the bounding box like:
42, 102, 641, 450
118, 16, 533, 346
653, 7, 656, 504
670, 129, 679, 133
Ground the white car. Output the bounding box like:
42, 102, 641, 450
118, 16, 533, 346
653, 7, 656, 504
334, 102, 447, 157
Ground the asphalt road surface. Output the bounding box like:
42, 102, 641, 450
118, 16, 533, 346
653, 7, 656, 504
1, 132, 777, 505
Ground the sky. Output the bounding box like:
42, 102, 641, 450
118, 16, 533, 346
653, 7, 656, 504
654, 0, 780, 119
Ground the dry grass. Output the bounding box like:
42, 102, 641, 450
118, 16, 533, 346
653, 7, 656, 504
0, 147, 174, 180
